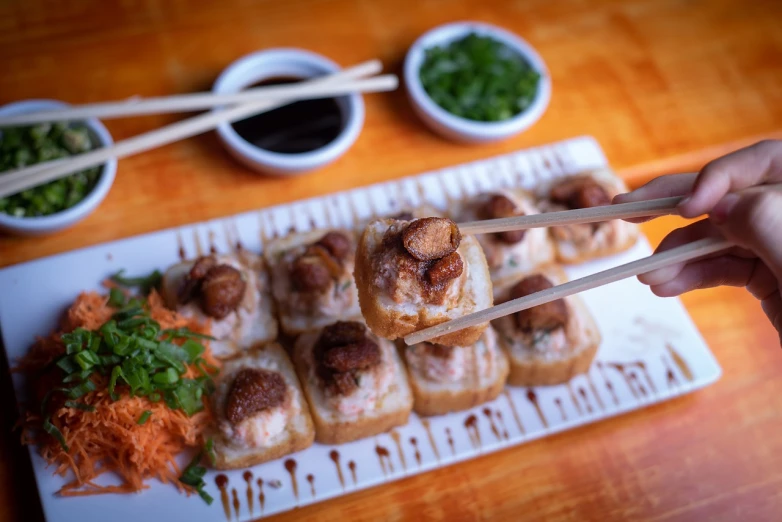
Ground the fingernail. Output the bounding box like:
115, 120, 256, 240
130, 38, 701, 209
676, 196, 691, 209
711, 193, 740, 224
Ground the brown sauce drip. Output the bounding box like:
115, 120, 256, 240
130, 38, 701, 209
348, 460, 357, 485
284, 458, 299, 500
606, 362, 639, 400
236, 240, 243, 251
464, 414, 481, 449
482, 407, 501, 441
420, 419, 441, 461
375, 445, 393, 475
636, 361, 657, 394
578, 386, 594, 414
526, 389, 549, 428
231, 77, 343, 154
567, 383, 583, 415
176, 231, 186, 260
231, 488, 240, 519
667, 343, 694, 382
256, 478, 265, 514
662, 355, 680, 388
631, 372, 648, 397
193, 229, 204, 256
554, 397, 567, 421
243, 471, 254, 516
503, 390, 525, 435
215, 474, 231, 521
208, 230, 218, 254
410, 437, 422, 466
597, 362, 620, 406
306, 474, 315, 498
329, 449, 345, 489
495, 411, 510, 440
389, 430, 407, 471
586, 373, 606, 410
445, 427, 455, 456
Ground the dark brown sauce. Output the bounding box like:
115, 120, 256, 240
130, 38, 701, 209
464, 413, 482, 449
348, 460, 357, 485
503, 390, 525, 435
215, 475, 230, 521
231, 77, 343, 154
231, 488, 240, 519
256, 478, 265, 514
526, 389, 549, 428
586, 374, 606, 410
389, 430, 407, 471
597, 362, 620, 406
555, 397, 567, 421
567, 383, 583, 415
481, 408, 501, 441
306, 474, 315, 498
420, 419, 441, 461
375, 445, 393, 475
667, 343, 694, 381
495, 411, 510, 440
410, 437, 421, 466
284, 458, 299, 500
445, 427, 455, 456
329, 449, 345, 489
579, 386, 593, 414
243, 471, 254, 516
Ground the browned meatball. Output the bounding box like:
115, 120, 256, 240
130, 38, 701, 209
200, 265, 247, 319
550, 177, 611, 209
331, 372, 358, 395
402, 217, 461, 261
316, 232, 352, 261
291, 255, 332, 292
318, 321, 367, 349
426, 251, 464, 286
322, 340, 381, 372
479, 194, 527, 244
509, 274, 569, 332
225, 368, 287, 425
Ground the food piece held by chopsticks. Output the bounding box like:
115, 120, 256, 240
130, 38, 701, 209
209, 344, 315, 469
493, 267, 600, 386
161, 252, 278, 358
402, 325, 509, 416
354, 216, 493, 347
453, 189, 555, 297
538, 169, 639, 263
264, 229, 362, 336
292, 321, 413, 444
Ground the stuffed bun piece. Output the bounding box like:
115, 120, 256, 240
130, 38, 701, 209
538, 169, 639, 263
354, 216, 493, 347
493, 267, 601, 386
453, 190, 555, 297
161, 252, 278, 358
264, 229, 362, 336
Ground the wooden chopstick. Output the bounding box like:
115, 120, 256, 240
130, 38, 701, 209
457, 183, 782, 235
402, 236, 732, 346
0, 74, 398, 126
0, 60, 387, 199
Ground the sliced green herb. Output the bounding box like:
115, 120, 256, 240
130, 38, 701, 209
179, 450, 213, 505
137, 410, 152, 425
109, 269, 163, 295
108, 287, 127, 308
64, 400, 95, 412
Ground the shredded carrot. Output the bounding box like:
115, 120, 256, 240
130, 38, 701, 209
17, 291, 220, 497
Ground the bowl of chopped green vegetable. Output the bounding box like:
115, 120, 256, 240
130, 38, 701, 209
0, 99, 117, 236
404, 22, 551, 143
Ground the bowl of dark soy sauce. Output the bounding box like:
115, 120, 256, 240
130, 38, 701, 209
213, 49, 365, 176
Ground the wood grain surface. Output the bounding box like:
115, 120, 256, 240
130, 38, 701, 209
1, 0, 781, 521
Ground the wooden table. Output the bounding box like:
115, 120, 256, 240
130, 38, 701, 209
2, 0, 782, 520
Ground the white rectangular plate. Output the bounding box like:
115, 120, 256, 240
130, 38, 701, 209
0, 136, 721, 522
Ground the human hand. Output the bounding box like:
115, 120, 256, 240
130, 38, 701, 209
613, 140, 782, 338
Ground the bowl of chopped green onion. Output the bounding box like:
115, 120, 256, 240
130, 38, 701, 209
0, 99, 117, 236
404, 22, 551, 143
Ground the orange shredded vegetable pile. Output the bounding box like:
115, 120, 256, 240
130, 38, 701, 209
17, 291, 220, 496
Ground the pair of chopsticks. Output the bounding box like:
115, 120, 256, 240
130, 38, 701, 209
404, 183, 780, 345
0, 60, 396, 199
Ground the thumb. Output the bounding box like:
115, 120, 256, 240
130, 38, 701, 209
711, 191, 782, 282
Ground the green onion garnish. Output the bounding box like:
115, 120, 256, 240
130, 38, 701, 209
137, 410, 152, 425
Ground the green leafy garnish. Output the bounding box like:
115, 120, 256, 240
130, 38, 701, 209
109, 269, 163, 295
179, 450, 213, 505
137, 410, 152, 425
204, 437, 216, 466
419, 33, 541, 122
43, 301, 217, 452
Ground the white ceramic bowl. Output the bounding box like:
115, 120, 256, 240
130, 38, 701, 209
0, 99, 117, 236
212, 48, 365, 176
404, 21, 551, 143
